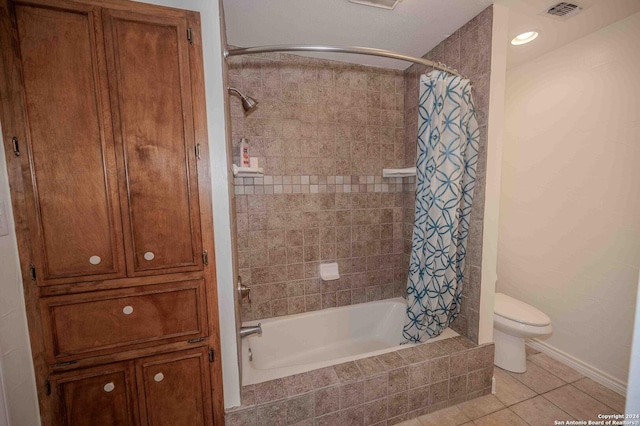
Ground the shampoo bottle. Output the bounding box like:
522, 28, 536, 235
239, 138, 250, 167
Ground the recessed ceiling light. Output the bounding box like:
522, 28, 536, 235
511, 31, 539, 45
349, 0, 399, 10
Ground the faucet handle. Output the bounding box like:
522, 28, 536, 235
238, 276, 251, 303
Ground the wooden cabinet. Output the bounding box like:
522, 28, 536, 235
51, 362, 137, 426
13, 2, 204, 287
50, 348, 212, 426
42, 280, 208, 362
136, 348, 213, 426
0, 0, 224, 424
103, 9, 204, 277
13, 1, 126, 285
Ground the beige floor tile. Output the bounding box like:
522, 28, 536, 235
572, 378, 626, 413
528, 353, 584, 383
457, 394, 505, 420
396, 353, 624, 426
473, 409, 528, 426
511, 395, 575, 425
508, 361, 565, 394
544, 385, 615, 421
494, 368, 537, 407
418, 406, 470, 426
395, 419, 422, 426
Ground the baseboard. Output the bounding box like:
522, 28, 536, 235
526, 338, 627, 396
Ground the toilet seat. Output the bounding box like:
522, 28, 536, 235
494, 293, 551, 326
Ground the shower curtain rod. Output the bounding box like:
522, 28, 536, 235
224, 45, 463, 77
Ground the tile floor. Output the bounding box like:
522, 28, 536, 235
397, 345, 626, 426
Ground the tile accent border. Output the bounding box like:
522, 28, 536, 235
225, 336, 494, 425
234, 175, 415, 195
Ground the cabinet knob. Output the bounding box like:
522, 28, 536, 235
143, 251, 155, 261
103, 382, 115, 392
89, 256, 101, 265
122, 306, 134, 315
154, 372, 164, 382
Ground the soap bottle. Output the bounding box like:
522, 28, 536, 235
239, 138, 250, 167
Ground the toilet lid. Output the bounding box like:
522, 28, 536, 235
494, 293, 551, 326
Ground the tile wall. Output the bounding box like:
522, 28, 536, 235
228, 53, 408, 321
228, 5, 493, 342
402, 6, 493, 343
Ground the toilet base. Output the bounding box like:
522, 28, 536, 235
494, 328, 527, 373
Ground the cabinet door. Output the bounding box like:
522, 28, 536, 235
136, 347, 213, 426
12, 2, 126, 285
102, 9, 203, 276
51, 362, 137, 426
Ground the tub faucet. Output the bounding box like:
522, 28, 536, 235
240, 323, 262, 338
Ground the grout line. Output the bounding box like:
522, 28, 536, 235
526, 339, 627, 396
470, 407, 529, 426
501, 393, 537, 407
526, 352, 584, 384
538, 392, 578, 421
502, 370, 558, 395
570, 378, 625, 413
510, 407, 535, 426
566, 382, 623, 415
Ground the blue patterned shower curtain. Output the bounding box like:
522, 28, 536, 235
402, 70, 479, 342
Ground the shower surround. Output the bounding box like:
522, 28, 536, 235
228, 54, 408, 322
228, 5, 492, 343
223, 5, 495, 424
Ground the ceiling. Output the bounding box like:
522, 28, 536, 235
222, 0, 640, 71
501, 0, 640, 68
222, 0, 493, 70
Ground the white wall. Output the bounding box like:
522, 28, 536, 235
478, 3, 509, 345
499, 12, 640, 386
0, 126, 40, 425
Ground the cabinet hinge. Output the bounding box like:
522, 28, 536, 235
195, 143, 201, 160
202, 250, 208, 265
208, 348, 215, 363
53, 360, 77, 368
187, 27, 193, 45
28, 263, 36, 281
45, 378, 51, 396
188, 337, 205, 344
11, 136, 20, 157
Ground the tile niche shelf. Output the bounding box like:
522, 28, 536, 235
232, 164, 264, 178
382, 167, 416, 178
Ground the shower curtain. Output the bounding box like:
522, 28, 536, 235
402, 70, 479, 342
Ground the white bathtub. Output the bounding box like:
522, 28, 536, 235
241, 297, 459, 385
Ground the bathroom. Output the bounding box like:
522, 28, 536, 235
0, 0, 638, 425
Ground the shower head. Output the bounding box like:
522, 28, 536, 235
228, 87, 258, 113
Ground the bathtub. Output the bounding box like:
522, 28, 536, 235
241, 297, 458, 385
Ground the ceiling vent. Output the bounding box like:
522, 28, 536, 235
543, 2, 583, 20
349, 0, 400, 10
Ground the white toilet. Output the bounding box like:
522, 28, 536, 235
493, 293, 552, 373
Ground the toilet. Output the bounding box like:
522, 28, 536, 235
493, 293, 553, 373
